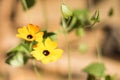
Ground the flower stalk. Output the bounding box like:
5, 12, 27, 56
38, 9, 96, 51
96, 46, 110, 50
21, 0, 28, 11
96, 42, 102, 63
62, 17, 72, 80
41, 0, 49, 29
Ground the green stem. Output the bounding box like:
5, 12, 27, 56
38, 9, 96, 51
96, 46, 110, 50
0, 74, 2, 80
41, 0, 48, 29
61, 0, 64, 3
86, 0, 93, 11
32, 60, 42, 79
62, 17, 72, 80
21, 45, 30, 53
96, 43, 102, 63
21, 0, 28, 10
29, 41, 33, 52
66, 33, 72, 80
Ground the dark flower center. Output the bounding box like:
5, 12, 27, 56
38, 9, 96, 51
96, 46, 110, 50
43, 50, 50, 56
27, 34, 33, 39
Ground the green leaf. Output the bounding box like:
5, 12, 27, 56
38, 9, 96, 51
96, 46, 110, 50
8, 42, 29, 54
5, 40, 35, 67
87, 74, 96, 80
105, 75, 116, 80
74, 9, 88, 21
67, 16, 77, 32
6, 52, 28, 67
83, 62, 105, 78
74, 9, 90, 26
60, 9, 91, 33
43, 31, 57, 41
21, 0, 36, 11
108, 8, 114, 17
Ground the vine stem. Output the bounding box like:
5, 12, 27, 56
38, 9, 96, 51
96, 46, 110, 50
21, 0, 32, 22
21, 0, 28, 10
96, 40, 102, 63
41, 0, 48, 29
21, 0, 42, 79
61, 0, 64, 3
62, 17, 72, 80
32, 60, 42, 79
65, 33, 72, 80
93, 29, 102, 63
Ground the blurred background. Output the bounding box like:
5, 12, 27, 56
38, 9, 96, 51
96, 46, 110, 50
0, 0, 120, 80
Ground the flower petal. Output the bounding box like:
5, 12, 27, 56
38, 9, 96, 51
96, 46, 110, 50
41, 58, 50, 64
31, 37, 63, 64
34, 42, 45, 51
45, 38, 57, 49
28, 24, 40, 34
51, 49, 63, 58
18, 26, 29, 34
16, 34, 27, 40
35, 32, 44, 42
31, 51, 44, 60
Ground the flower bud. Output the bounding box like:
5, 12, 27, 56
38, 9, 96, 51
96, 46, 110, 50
76, 28, 85, 37
78, 43, 88, 54
61, 4, 73, 19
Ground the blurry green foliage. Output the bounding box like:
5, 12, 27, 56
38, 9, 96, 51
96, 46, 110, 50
0, 74, 2, 80
83, 62, 105, 78
5, 40, 35, 67
6, 52, 28, 67
78, 43, 88, 53
76, 28, 85, 37
61, 9, 100, 34
91, 10, 100, 22
87, 74, 96, 80
105, 75, 116, 80
108, 8, 114, 17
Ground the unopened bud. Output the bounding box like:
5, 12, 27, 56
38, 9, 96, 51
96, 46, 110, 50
78, 43, 88, 54
76, 28, 85, 37
61, 4, 73, 19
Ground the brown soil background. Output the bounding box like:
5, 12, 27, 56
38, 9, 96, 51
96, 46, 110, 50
0, 0, 120, 80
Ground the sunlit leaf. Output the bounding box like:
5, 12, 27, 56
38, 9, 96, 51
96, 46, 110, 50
6, 52, 28, 67
83, 62, 105, 78
5, 40, 34, 67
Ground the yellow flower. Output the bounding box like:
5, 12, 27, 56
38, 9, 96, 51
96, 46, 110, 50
31, 38, 63, 64
16, 24, 44, 42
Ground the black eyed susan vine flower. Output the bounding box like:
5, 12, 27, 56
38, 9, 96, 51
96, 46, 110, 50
6, 24, 63, 66
31, 38, 63, 64
16, 24, 44, 42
